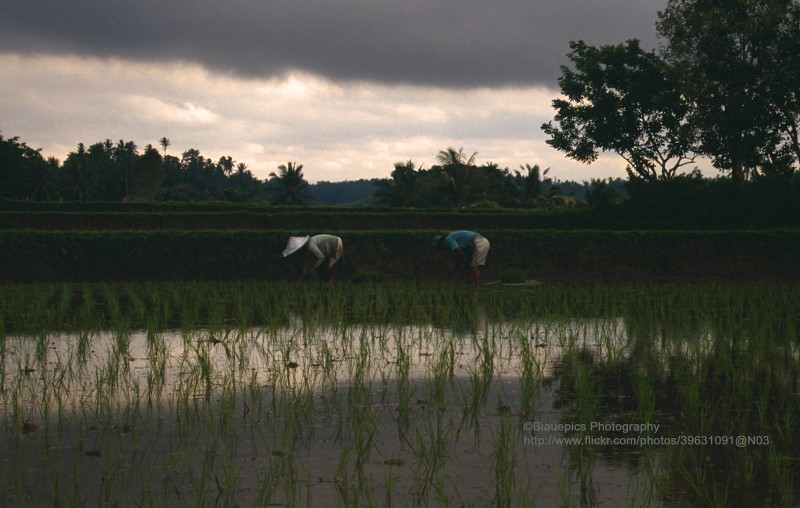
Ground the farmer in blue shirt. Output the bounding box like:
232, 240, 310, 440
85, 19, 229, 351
432, 230, 490, 284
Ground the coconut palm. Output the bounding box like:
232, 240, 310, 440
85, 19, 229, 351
514, 163, 557, 207
435, 147, 477, 169
374, 160, 426, 207
159, 137, 171, 157
218, 156, 234, 177
114, 140, 139, 195
267, 162, 311, 205
585, 178, 619, 208
427, 147, 486, 207
62, 143, 101, 201
28, 157, 60, 201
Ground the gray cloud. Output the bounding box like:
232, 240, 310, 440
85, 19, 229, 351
1, 0, 665, 88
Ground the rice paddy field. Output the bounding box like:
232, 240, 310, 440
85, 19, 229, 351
1, 280, 798, 507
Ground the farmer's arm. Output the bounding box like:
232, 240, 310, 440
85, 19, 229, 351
307, 242, 325, 271
443, 236, 460, 253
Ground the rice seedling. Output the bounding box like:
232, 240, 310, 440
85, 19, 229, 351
1, 280, 799, 506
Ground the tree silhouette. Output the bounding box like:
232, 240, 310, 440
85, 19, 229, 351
514, 164, 556, 206
218, 156, 234, 177
62, 143, 101, 201
88, 140, 124, 200
28, 157, 60, 201
426, 147, 486, 207
267, 162, 311, 205
130, 145, 164, 201
0, 134, 51, 200
657, 0, 800, 186
435, 147, 477, 168
113, 140, 138, 196
159, 137, 171, 157
542, 40, 695, 181
584, 178, 620, 208
374, 160, 426, 207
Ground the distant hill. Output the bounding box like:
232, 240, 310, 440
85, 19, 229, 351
306, 179, 381, 206
304, 177, 627, 207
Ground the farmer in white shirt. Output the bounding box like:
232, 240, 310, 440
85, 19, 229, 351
282, 234, 343, 283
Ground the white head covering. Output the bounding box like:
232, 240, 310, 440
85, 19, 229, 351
282, 236, 310, 257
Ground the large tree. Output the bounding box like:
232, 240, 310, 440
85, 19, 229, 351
0, 134, 51, 200
113, 140, 138, 197
129, 145, 164, 201
62, 143, 102, 201
542, 39, 695, 181
657, 0, 800, 185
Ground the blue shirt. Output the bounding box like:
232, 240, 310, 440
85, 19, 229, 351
443, 230, 479, 251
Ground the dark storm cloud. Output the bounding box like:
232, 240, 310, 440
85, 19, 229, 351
1, 0, 664, 88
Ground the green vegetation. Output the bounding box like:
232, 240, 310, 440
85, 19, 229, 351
0, 281, 798, 506
500, 268, 526, 284
266, 162, 311, 205
1, 228, 798, 283
544, 0, 800, 187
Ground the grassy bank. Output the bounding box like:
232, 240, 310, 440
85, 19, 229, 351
1, 229, 797, 282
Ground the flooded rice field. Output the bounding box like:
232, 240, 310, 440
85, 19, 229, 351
0, 281, 798, 507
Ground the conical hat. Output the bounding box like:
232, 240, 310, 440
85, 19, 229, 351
282, 236, 310, 257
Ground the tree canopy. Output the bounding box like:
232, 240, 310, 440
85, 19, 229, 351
543, 0, 800, 185
657, 0, 800, 185
542, 40, 695, 181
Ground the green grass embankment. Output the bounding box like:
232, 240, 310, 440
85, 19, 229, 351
0, 209, 594, 231
1, 229, 797, 282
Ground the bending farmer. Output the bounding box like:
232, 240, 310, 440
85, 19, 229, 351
282, 234, 344, 283
432, 230, 490, 284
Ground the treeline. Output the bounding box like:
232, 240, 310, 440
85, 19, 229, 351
0, 133, 622, 207
0, 137, 266, 203
5, 132, 800, 226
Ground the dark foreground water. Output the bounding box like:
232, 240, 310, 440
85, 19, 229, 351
1, 281, 797, 506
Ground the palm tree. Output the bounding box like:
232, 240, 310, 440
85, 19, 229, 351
29, 157, 59, 201
374, 160, 426, 207
514, 164, 557, 207
114, 140, 138, 196
435, 147, 477, 168
159, 137, 171, 157
585, 178, 619, 208
218, 156, 234, 177
427, 147, 485, 207
267, 162, 311, 205
62, 143, 101, 201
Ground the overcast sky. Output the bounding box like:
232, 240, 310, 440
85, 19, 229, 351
1, 0, 667, 183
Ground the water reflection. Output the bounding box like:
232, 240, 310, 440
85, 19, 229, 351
2, 291, 799, 507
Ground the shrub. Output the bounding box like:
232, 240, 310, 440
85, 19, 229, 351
500, 268, 526, 284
